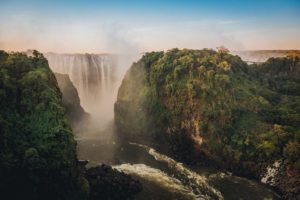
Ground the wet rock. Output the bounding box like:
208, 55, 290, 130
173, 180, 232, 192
271, 162, 300, 199
261, 160, 282, 186
85, 164, 142, 200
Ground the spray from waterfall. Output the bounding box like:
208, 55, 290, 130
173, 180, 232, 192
45, 52, 138, 135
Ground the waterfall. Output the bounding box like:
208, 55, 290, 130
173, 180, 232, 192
45, 53, 120, 117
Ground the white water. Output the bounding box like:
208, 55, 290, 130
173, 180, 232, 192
45, 53, 120, 118
114, 163, 203, 200
45, 53, 138, 127
118, 142, 224, 200
261, 160, 282, 186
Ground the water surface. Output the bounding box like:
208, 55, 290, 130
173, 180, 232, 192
77, 125, 279, 200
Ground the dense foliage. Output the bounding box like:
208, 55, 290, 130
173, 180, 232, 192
115, 48, 300, 197
0, 51, 86, 200
249, 55, 300, 168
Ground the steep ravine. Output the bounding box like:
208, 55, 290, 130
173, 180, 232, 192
114, 49, 300, 199
0, 51, 141, 200
52, 72, 143, 199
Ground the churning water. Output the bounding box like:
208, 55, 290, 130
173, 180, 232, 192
77, 126, 280, 200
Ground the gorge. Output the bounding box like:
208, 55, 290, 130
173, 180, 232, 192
1, 0, 299, 199
0, 49, 299, 200
0, 51, 142, 200
46, 50, 299, 199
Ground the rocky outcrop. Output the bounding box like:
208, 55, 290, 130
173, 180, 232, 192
54, 73, 90, 133
86, 164, 142, 200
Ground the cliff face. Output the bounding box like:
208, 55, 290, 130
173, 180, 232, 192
54, 72, 89, 133
115, 49, 300, 199
0, 50, 86, 199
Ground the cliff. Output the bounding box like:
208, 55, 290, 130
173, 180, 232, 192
54, 72, 89, 133
115, 48, 300, 199
0, 50, 86, 199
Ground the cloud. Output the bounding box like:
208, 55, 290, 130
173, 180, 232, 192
0, 13, 299, 53
0, 13, 141, 53
96, 22, 141, 54
126, 19, 246, 51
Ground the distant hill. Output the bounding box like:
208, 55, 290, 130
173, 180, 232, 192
234, 50, 300, 63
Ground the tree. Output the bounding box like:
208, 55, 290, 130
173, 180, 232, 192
32, 50, 44, 58
217, 46, 230, 54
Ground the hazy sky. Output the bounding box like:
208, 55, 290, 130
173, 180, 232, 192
0, 0, 300, 53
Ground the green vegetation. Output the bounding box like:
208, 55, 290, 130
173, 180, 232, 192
249, 55, 300, 170
0, 50, 86, 200
115, 48, 300, 197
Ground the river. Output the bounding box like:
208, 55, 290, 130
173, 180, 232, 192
76, 122, 280, 200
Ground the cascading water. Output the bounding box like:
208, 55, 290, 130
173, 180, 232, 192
45, 53, 115, 109
45, 52, 126, 126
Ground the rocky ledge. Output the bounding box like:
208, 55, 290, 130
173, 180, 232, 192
86, 164, 142, 200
